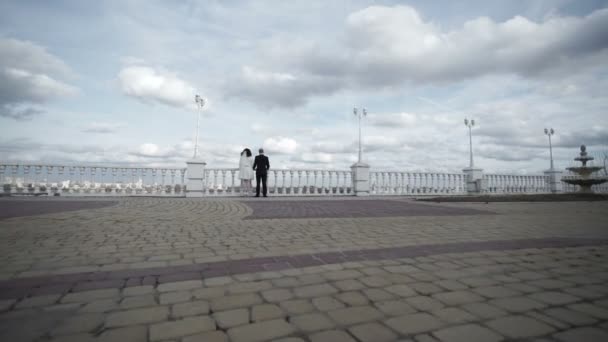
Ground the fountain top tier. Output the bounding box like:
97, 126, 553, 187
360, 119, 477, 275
574, 145, 594, 167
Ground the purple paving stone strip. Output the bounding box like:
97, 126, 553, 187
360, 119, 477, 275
241, 199, 493, 220
0, 199, 118, 220
158, 272, 203, 284
1, 237, 608, 300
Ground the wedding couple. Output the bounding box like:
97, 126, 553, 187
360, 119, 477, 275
238, 148, 270, 197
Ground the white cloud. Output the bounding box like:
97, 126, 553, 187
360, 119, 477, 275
369, 112, 417, 128
225, 65, 342, 108
118, 65, 198, 109
82, 122, 125, 134
263, 136, 298, 154
230, 5, 608, 108
0, 37, 78, 120
299, 152, 333, 163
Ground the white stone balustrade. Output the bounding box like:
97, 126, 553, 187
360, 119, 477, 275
201, 169, 353, 196
483, 174, 550, 194
3, 162, 606, 197
0, 164, 186, 196
370, 171, 467, 195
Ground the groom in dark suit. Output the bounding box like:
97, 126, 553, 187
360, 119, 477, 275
252, 148, 270, 197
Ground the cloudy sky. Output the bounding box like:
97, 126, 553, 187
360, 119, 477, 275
1, 0, 607, 173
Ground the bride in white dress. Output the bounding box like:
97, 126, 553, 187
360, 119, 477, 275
239, 148, 254, 196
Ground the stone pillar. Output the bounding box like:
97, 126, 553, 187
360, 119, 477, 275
544, 169, 563, 193
186, 160, 206, 198
462, 167, 485, 194
350, 162, 370, 196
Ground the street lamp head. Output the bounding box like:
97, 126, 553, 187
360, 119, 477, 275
363, 108, 367, 116
464, 118, 468, 126
550, 128, 554, 135
544, 128, 548, 134
353, 107, 357, 116
471, 119, 475, 126
194, 94, 205, 107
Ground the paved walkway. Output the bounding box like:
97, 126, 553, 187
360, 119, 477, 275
0, 197, 607, 341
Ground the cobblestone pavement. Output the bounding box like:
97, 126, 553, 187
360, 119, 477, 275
0, 197, 607, 341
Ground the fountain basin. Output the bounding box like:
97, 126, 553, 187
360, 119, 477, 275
565, 166, 603, 177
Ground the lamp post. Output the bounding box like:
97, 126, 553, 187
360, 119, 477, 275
544, 128, 555, 170
353, 107, 367, 163
464, 118, 475, 168
193, 95, 205, 159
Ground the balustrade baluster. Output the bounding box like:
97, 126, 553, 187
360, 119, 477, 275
289, 170, 294, 195
180, 169, 186, 194
230, 170, 236, 195
295, 171, 301, 195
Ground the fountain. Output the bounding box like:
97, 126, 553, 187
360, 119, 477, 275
562, 145, 608, 193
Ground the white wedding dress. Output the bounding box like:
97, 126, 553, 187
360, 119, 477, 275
239, 155, 254, 180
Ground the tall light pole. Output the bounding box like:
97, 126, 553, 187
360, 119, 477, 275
464, 118, 475, 168
193, 95, 205, 159
544, 128, 555, 170
354, 107, 367, 163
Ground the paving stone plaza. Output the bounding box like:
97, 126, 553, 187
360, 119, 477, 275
1, 197, 608, 342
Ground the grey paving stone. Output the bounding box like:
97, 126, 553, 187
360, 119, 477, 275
149, 316, 216, 341
312, 296, 345, 311
461, 302, 507, 319
159, 291, 192, 305
385, 284, 417, 297
213, 308, 249, 329
409, 282, 443, 295
334, 279, 366, 291
436, 280, 468, 291
17, 295, 61, 309
349, 322, 398, 342
97, 326, 147, 342
157, 280, 203, 292
294, 283, 339, 298
0, 299, 16, 311
327, 306, 384, 325
280, 299, 315, 315
568, 303, 608, 319
432, 323, 503, 342
310, 329, 357, 342
486, 315, 556, 339
123, 285, 155, 297
490, 297, 547, 313
290, 313, 335, 332
182, 330, 229, 342
406, 296, 445, 311
386, 313, 445, 335
252, 304, 285, 322
62, 289, 119, 303
172, 300, 210, 318
553, 327, 608, 342
336, 291, 369, 306
375, 299, 417, 316
363, 288, 396, 301
432, 307, 478, 324
526, 311, 570, 330
105, 306, 169, 327
79, 299, 118, 313
529, 291, 581, 305
121, 294, 156, 309
433, 291, 484, 306
262, 289, 293, 302
472, 286, 521, 299
544, 307, 597, 326
227, 319, 295, 342
51, 313, 104, 336
210, 293, 263, 311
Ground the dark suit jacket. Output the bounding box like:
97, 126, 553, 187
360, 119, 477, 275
253, 154, 270, 175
